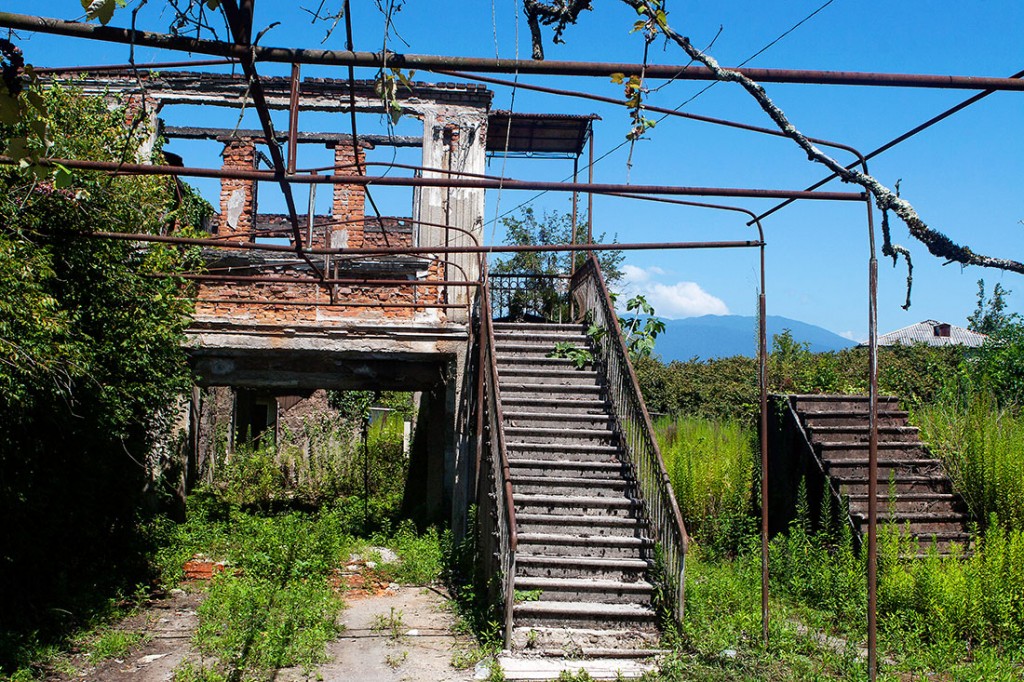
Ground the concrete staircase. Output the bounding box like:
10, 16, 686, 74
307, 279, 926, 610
791, 394, 972, 553
493, 322, 662, 658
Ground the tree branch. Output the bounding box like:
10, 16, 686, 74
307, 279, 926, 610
577, 0, 1024, 276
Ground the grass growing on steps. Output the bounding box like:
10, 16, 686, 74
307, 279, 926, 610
913, 392, 1024, 527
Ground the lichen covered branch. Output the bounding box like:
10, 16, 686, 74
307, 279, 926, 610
525, 0, 1024, 276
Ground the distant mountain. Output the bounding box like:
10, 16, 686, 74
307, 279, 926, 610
652, 315, 856, 362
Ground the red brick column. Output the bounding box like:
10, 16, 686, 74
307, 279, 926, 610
330, 142, 366, 248
219, 139, 257, 236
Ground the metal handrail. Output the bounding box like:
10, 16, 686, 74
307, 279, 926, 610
569, 254, 690, 623
478, 263, 518, 646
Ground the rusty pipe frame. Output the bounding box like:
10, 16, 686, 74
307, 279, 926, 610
751, 71, 1024, 223
440, 70, 870, 166
0, 155, 866, 201
192, 297, 466, 309
91, 229, 762, 254
223, 215, 483, 249
218, 0, 323, 281
35, 57, 239, 74
165, 272, 480, 286
6, 12, 1024, 90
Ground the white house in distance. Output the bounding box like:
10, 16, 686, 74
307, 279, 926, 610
867, 320, 988, 348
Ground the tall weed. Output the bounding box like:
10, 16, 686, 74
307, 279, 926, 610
655, 416, 756, 553
914, 393, 1024, 527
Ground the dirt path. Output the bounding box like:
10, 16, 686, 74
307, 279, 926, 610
53, 589, 203, 681
57, 581, 481, 681
286, 584, 479, 682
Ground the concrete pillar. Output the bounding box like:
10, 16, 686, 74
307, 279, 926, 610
418, 106, 488, 319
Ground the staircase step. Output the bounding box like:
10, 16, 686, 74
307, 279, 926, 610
515, 494, 642, 518
505, 411, 614, 430
825, 458, 946, 479
507, 441, 621, 456
514, 577, 655, 605
493, 322, 586, 333
496, 354, 585, 370
509, 459, 627, 479
846, 492, 963, 514
793, 394, 901, 412
802, 410, 909, 427
503, 396, 611, 415
494, 331, 587, 344
504, 426, 617, 447
817, 442, 933, 460
513, 600, 657, 629
807, 425, 920, 443
498, 367, 601, 385
508, 626, 660, 655
834, 475, 952, 496
518, 533, 654, 559
516, 555, 651, 581
501, 382, 604, 396
516, 513, 647, 537
512, 475, 630, 498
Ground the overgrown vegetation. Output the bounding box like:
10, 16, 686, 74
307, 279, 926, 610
657, 416, 755, 554
0, 82, 209, 673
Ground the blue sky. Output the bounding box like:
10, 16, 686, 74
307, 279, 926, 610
6, 1, 1023, 341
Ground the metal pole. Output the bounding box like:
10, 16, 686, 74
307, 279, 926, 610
587, 127, 594, 244
6, 12, 1024, 90
0, 155, 866, 202
759, 233, 769, 646
287, 62, 300, 175
866, 195, 880, 681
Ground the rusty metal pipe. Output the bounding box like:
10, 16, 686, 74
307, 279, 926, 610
35, 57, 238, 73
167, 273, 480, 285
91, 229, 762, 253
1, 155, 866, 201
287, 63, 300, 175
6, 13, 1024, 90
193, 297, 466, 309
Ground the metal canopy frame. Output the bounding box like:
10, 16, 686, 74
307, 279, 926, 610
4, 9, 1020, 680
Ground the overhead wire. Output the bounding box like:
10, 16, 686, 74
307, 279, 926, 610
483, 0, 839, 227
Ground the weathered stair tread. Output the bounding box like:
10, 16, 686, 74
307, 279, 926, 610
512, 475, 625, 488
516, 512, 643, 526
514, 576, 655, 593
518, 533, 653, 548
505, 426, 616, 439
517, 555, 651, 569
514, 601, 656, 618
850, 511, 970, 522
515, 494, 638, 508
510, 459, 624, 472
507, 442, 621, 454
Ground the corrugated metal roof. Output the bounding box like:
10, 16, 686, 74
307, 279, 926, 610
486, 111, 599, 156
874, 320, 987, 347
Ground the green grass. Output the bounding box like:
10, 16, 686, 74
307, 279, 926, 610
914, 392, 1024, 527
655, 416, 756, 553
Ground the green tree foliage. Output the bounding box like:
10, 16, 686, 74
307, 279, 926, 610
967, 279, 1019, 336
492, 207, 624, 286
0, 82, 209, 655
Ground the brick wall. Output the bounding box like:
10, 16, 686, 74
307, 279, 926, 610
218, 139, 257, 236
330, 142, 366, 248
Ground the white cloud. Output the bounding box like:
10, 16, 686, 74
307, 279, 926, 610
619, 265, 729, 318
839, 330, 867, 344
